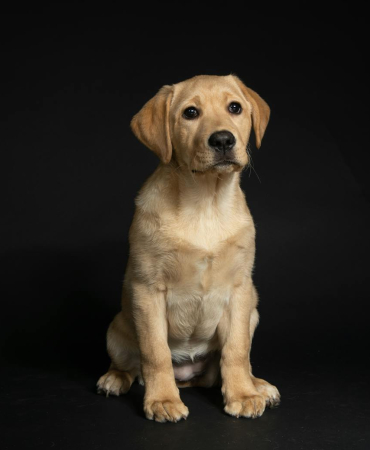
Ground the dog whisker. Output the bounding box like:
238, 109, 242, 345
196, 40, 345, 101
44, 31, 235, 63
245, 143, 261, 183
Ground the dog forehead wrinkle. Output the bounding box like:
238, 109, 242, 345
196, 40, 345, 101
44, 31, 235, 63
185, 95, 201, 107
173, 76, 239, 107
177, 90, 238, 110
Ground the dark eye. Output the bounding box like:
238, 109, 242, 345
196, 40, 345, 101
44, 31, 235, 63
228, 102, 242, 114
183, 106, 199, 119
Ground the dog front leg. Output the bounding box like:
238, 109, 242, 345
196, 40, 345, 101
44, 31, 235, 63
132, 282, 189, 423
218, 278, 265, 419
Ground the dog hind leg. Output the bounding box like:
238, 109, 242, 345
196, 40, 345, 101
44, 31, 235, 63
97, 312, 140, 396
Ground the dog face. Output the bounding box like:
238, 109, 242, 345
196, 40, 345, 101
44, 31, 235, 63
170, 76, 252, 173
131, 75, 270, 174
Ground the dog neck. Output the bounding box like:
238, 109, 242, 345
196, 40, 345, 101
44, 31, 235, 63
168, 163, 242, 220
135, 162, 249, 250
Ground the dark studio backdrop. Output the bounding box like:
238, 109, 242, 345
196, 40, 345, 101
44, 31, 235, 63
1, 5, 370, 450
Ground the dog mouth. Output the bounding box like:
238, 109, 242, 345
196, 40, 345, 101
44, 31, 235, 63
192, 160, 241, 173
213, 160, 238, 167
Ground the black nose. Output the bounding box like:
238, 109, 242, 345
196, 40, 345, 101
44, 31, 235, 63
208, 130, 236, 153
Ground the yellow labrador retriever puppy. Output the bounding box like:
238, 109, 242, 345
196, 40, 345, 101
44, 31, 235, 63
97, 75, 280, 422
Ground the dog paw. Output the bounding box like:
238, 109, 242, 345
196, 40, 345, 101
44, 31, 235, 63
144, 398, 189, 423
97, 370, 132, 396
224, 394, 265, 419
253, 377, 281, 408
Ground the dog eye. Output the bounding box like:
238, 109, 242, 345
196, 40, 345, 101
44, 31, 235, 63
183, 106, 199, 120
228, 102, 242, 114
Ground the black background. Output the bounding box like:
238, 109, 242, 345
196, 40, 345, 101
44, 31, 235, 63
2, 4, 370, 450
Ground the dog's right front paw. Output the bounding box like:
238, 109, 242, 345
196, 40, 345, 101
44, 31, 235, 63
144, 398, 189, 423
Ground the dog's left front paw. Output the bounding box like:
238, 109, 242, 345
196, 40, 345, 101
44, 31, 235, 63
224, 394, 265, 419
144, 398, 189, 423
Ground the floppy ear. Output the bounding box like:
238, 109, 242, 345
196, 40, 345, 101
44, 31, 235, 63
130, 85, 174, 164
232, 76, 270, 148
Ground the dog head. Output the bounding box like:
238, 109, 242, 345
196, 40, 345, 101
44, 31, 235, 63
131, 75, 270, 174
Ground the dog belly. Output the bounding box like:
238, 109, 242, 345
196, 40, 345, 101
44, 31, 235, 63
172, 358, 208, 381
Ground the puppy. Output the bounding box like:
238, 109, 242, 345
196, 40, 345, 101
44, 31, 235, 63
97, 75, 280, 422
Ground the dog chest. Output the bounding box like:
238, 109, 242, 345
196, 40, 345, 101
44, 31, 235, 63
164, 241, 248, 341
